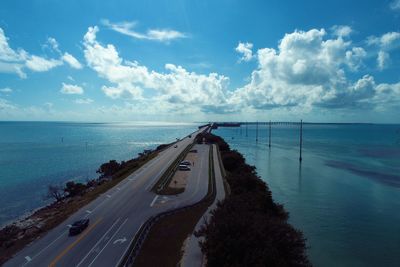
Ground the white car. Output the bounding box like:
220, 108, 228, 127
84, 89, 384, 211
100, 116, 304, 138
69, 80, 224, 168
178, 165, 191, 171
180, 160, 191, 166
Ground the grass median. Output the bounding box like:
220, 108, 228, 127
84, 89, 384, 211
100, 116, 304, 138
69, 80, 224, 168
133, 145, 215, 267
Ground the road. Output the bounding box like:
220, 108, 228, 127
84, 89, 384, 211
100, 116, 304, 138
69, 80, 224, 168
5, 128, 210, 267
181, 144, 226, 267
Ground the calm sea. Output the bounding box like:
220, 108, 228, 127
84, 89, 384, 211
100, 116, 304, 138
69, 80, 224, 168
213, 124, 400, 267
0, 121, 198, 227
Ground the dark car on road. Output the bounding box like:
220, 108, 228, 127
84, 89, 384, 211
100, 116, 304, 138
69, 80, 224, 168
69, 219, 89, 236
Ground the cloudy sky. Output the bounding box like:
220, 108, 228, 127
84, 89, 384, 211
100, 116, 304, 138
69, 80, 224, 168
0, 0, 399, 122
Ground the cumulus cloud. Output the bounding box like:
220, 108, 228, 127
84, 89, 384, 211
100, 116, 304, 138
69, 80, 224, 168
82, 25, 399, 115
332, 25, 352, 37
235, 42, 254, 62
60, 83, 84, 94
62, 52, 83, 69
102, 20, 186, 42
45, 37, 60, 53
25, 55, 63, 72
75, 98, 93, 104
367, 31, 400, 69
83, 26, 231, 112
377, 51, 389, 70
0, 28, 82, 77
232, 28, 400, 111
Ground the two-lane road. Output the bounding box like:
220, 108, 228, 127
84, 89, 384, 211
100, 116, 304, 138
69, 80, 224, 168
5, 128, 210, 267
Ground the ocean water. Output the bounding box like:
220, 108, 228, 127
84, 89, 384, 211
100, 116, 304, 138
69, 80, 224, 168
0, 121, 198, 227
213, 124, 400, 267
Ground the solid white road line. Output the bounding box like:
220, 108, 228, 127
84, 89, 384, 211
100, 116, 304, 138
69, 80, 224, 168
150, 195, 159, 207
76, 218, 121, 267
87, 218, 128, 267
115, 221, 144, 267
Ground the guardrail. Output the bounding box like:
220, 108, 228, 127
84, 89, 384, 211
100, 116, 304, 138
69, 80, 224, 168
153, 142, 194, 193
119, 145, 216, 267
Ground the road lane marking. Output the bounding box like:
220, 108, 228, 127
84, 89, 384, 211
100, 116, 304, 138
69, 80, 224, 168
48, 218, 102, 267
150, 195, 159, 207
86, 210, 92, 214
116, 187, 121, 191
113, 237, 127, 245
67, 224, 72, 228
76, 218, 121, 267
115, 221, 144, 267
22, 230, 68, 266
106, 194, 111, 198
87, 218, 128, 267
24, 256, 31, 262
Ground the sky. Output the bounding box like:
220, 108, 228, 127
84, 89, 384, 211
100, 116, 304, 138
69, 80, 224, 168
0, 0, 399, 123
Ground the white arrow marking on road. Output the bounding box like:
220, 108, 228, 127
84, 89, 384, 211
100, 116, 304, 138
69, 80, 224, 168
113, 237, 127, 245
150, 195, 159, 207
25, 256, 32, 262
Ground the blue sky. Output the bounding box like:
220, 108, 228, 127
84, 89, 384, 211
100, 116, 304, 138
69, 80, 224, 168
0, 0, 399, 122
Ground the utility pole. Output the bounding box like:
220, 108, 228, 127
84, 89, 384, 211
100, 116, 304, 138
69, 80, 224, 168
256, 121, 258, 142
299, 119, 303, 162
269, 120, 271, 148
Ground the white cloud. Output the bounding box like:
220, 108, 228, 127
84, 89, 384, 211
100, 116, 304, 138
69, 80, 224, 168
102, 20, 186, 42
377, 51, 389, 70
0, 28, 83, 77
83, 26, 231, 113
367, 31, 400, 69
62, 52, 83, 69
0, 87, 13, 94
75, 98, 93, 104
0, 98, 17, 111
235, 42, 254, 62
60, 83, 84, 94
332, 25, 352, 37
46, 37, 60, 53
232, 28, 400, 111
83, 25, 400, 115
390, 0, 400, 10
25, 55, 63, 72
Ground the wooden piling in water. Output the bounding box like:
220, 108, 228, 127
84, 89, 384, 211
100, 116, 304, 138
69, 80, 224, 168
256, 121, 258, 142
268, 120, 271, 148
299, 119, 303, 162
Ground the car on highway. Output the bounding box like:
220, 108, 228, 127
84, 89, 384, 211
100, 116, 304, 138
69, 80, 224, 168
174, 144, 178, 148
189, 149, 198, 153
69, 219, 89, 236
178, 165, 191, 171
180, 160, 191, 166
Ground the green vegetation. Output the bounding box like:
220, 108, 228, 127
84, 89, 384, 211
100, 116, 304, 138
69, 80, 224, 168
196, 132, 311, 267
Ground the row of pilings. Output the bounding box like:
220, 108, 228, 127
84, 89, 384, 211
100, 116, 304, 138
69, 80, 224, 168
213, 121, 303, 162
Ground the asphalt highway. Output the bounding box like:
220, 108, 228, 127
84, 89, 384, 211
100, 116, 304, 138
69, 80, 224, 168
5, 128, 209, 267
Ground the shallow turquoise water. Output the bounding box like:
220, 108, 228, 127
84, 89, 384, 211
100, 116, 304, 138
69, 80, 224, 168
0, 121, 198, 227
213, 124, 400, 267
